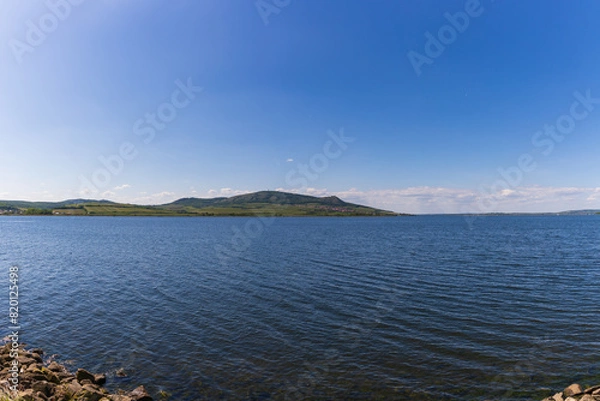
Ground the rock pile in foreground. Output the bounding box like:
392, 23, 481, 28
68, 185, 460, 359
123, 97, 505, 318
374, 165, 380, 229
542, 383, 600, 401
0, 344, 153, 401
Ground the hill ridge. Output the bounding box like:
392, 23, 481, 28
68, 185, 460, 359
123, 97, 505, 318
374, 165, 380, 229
0, 191, 401, 216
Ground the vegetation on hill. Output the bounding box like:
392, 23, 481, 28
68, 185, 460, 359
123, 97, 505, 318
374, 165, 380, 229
23, 208, 53, 215
0, 191, 401, 217
0, 199, 114, 210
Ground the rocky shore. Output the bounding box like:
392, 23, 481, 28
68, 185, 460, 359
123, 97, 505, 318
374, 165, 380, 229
2, 343, 599, 401
542, 384, 600, 401
0, 344, 154, 401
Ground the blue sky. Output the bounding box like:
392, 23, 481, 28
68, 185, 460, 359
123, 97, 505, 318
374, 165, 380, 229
1, 0, 599, 213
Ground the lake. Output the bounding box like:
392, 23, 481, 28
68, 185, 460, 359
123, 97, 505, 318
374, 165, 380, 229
1, 215, 598, 400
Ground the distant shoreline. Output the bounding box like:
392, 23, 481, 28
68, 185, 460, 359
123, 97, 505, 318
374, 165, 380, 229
0, 213, 406, 217
2, 212, 598, 217
431, 211, 600, 216
0, 191, 402, 217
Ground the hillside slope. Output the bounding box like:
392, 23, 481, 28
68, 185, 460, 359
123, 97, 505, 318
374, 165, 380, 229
0, 191, 400, 216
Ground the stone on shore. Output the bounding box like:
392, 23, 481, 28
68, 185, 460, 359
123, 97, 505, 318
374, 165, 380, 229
0, 343, 154, 401
542, 383, 600, 401
130, 385, 153, 401
565, 384, 585, 397
77, 368, 97, 384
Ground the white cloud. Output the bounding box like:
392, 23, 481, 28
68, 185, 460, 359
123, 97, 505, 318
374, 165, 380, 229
114, 184, 131, 191
101, 191, 116, 198
275, 187, 330, 196
586, 188, 600, 201
78, 188, 95, 197
131, 191, 177, 205
215, 188, 252, 197
286, 158, 294, 162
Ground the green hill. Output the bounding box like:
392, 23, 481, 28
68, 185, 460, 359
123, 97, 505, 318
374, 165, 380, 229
0, 191, 401, 217
160, 191, 399, 216
0, 199, 115, 210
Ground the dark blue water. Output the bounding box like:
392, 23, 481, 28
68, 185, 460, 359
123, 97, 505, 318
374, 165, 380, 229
1, 216, 599, 400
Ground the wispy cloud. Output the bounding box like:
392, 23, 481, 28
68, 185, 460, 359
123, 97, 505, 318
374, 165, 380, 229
114, 184, 131, 191
101, 191, 116, 198
207, 188, 253, 197
131, 191, 177, 205
586, 188, 600, 202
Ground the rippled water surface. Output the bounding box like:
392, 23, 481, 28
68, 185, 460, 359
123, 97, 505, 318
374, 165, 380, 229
1, 215, 599, 400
